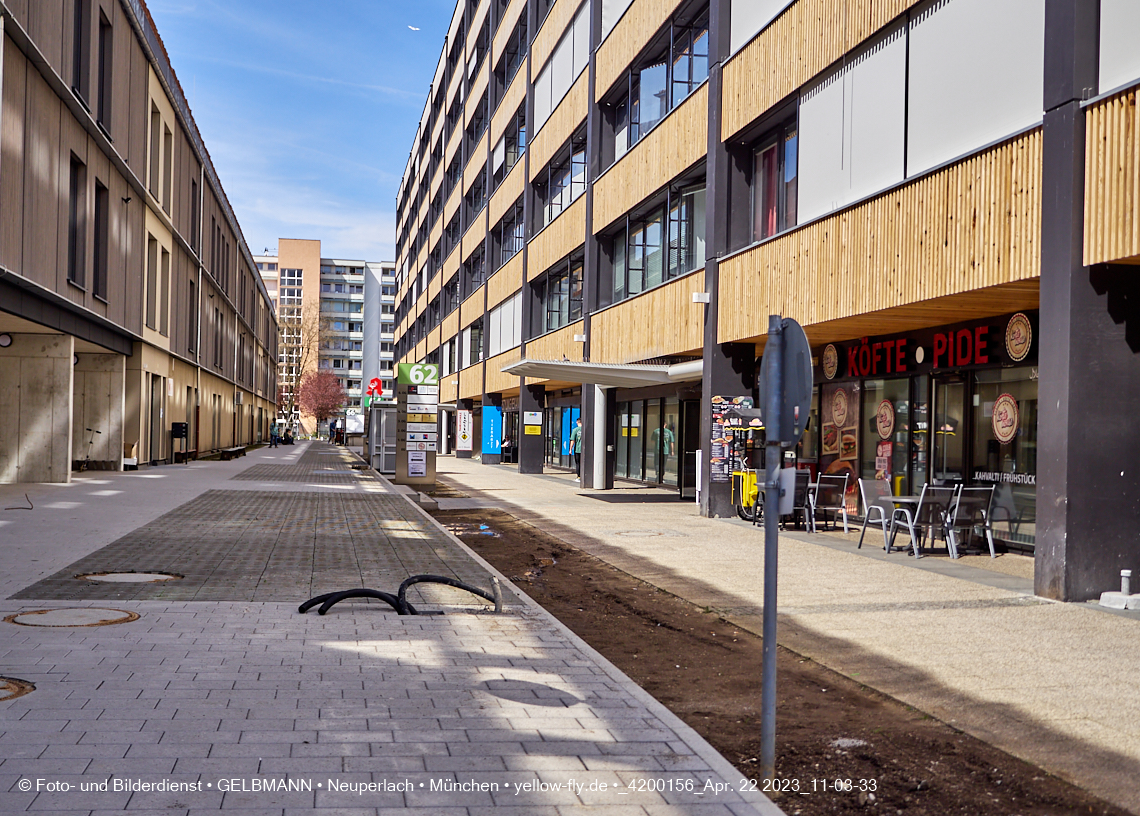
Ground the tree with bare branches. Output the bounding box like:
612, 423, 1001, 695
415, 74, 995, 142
298, 371, 346, 424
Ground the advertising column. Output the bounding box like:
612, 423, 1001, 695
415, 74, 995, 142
395, 363, 438, 486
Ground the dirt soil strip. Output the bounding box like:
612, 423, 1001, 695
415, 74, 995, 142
432, 508, 1130, 816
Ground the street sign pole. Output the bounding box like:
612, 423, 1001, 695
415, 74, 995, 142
760, 315, 783, 783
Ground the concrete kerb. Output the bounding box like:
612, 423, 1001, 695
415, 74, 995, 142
379, 471, 786, 816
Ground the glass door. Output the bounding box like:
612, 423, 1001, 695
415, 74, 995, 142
932, 374, 968, 485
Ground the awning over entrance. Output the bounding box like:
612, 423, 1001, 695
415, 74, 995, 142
501, 358, 703, 389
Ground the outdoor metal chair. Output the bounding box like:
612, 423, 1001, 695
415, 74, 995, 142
857, 478, 893, 549
888, 484, 955, 558
786, 470, 814, 531
990, 483, 1033, 539
812, 473, 850, 533
946, 484, 997, 558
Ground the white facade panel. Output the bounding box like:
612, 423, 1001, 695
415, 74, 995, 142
601, 0, 633, 41
1100, 0, 1140, 94
535, 65, 553, 132
730, 0, 793, 55
906, 0, 1044, 177
797, 75, 846, 223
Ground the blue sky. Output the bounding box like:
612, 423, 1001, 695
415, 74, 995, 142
147, 0, 455, 262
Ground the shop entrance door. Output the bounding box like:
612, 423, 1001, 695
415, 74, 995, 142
931, 374, 968, 485
679, 399, 700, 499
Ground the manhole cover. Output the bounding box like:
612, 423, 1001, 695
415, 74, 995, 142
77, 571, 181, 583
614, 530, 664, 537
5, 608, 140, 627
0, 677, 35, 700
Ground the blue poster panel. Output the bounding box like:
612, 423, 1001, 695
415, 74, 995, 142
482, 405, 503, 455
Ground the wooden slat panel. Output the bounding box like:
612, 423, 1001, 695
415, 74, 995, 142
428, 270, 442, 301
489, 161, 525, 226
415, 339, 426, 361
1085, 87, 1140, 265
442, 242, 461, 281
717, 130, 1043, 344
524, 321, 583, 363
595, 0, 685, 101
463, 133, 488, 192
446, 60, 463, 110
528, 195, 586, 278
431, 164, 444, 199
465, 63, 489, 127
590, 273, 705, 363
531, 71, 589, 179
491, 69, 527, 147
444, 184, 461, 224
446, 119, 462, 167
440, 372, 459, 405
462, 221, 487, 263
593, 84, 707, 231
492, 0, 527, 63
442, 309, 459, 340
485, 348, 523, 393
488, 253, 524, 309
722, 0, 920, 140
532, 0, 584, 83
461, 286, 486, 327
467, 0, 491, 60
459, 362, 484, 399
429, 217, 443, 255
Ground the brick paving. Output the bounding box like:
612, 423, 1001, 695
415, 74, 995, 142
0, 442, 779, 815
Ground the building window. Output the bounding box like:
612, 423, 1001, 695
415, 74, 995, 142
149, 104, 161, 199
464, 165, 487, 221
612, 10, 708, 163
535, 131, 586, 229
96, 11, 112, 131
752, 121, 798, 241
93, 181, 108, 299
537, 257, 583, 333
610, 185, 705, 305
67, 155, 87, 288
72, 0, 92, 102
493, 197, 525, 269
188, 278, 197, 352
145, 237, 158, 328
441, 274, 460, 316
462, 245, 486, 295
493, 104, 527, 189
461, 318, 484, 368
495, 13, 528, 91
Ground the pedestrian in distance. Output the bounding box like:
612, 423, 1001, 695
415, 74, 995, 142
569, 417, 583, 481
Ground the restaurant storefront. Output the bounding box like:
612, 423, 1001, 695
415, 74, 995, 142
806, 312, 1038, 549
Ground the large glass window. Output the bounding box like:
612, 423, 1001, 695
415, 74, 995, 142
970, 367, 1037, 545
752, 122, 798, 241
537, 257, 584, 333
861, 378, 912, 497
611, 185, 704, 305
535, 132, 586, 228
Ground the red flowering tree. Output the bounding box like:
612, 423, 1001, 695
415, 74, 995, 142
297, 371, 346, 423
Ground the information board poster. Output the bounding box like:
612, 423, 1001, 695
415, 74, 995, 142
457, 410, 473, 451
395, 363, 439, 485
819, 381, 860, 513
482, 405, 503, 455
709, 396, 754, 483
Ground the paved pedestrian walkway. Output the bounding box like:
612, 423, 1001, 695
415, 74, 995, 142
432, 456, 1140, 815
0, 442, 779, 815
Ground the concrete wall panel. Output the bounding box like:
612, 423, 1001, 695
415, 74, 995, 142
0, 333, 74, 483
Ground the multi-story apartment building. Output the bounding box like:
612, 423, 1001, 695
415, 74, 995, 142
256, 242, 395, 432
363, 261, 398, 408
0, 0, 277, 482
393, 0, 1140, 602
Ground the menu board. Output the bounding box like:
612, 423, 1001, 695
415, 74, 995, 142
819, 382, 860, 512
709, 396, 754, 483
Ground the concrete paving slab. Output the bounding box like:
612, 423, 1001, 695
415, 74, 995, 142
0, 443, 781, 815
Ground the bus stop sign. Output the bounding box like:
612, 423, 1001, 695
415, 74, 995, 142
757, 317, 813, 446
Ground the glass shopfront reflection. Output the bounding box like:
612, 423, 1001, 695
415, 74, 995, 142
970, 367, 1037, 545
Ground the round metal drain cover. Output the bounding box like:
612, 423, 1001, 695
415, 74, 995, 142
614, 530, 664, 537
0, 677, 35, 700
5, 608, 140, 627
78, 571, 181, 583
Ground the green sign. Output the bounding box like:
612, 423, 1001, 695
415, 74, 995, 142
397, 363, 439, 385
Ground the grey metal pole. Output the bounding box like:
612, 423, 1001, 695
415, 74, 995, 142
760, 314, 783, 781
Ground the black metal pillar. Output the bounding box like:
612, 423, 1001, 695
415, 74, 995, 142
518, 382, 545, 473
1036, 0, 1140, 600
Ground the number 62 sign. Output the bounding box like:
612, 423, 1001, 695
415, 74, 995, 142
397, 363, 439, 385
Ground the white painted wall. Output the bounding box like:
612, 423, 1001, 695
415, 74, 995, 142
1100, 0, 1140, 94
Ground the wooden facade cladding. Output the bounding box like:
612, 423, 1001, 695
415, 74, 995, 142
590, 272, 705, 363
524, 320, 583, 363
429, 218, 443, 255
446, 60, 463, 112
463, 133, 488, 194
461, 286, 486, 327
493, 0, 527, 63
442, 309, 460, 341
532, 0, 583, 83
1085, 88, 1140, 265
485, 348, 523, 393
531, 72, 589, 180
415, 339, 426, 361
595, 0, 685, 100
491, 70, 527, 146
440, 374, 459, 404
490, 162, 525, 225
431, 162, 444, 199
444, 184, 461, 224
459, 362, 485, 399
488, 253, 524, 309
428, 270, 443, 301
593, 84, 708, 231
528, 196, 587, 278
721, 0, 921, 140
446, 118, 463, 168
465, 63, 490, 128
718, 130, 1043, 344
442, 244, 461, 281
462, 220, 487, 263
467, 0, 491, 60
